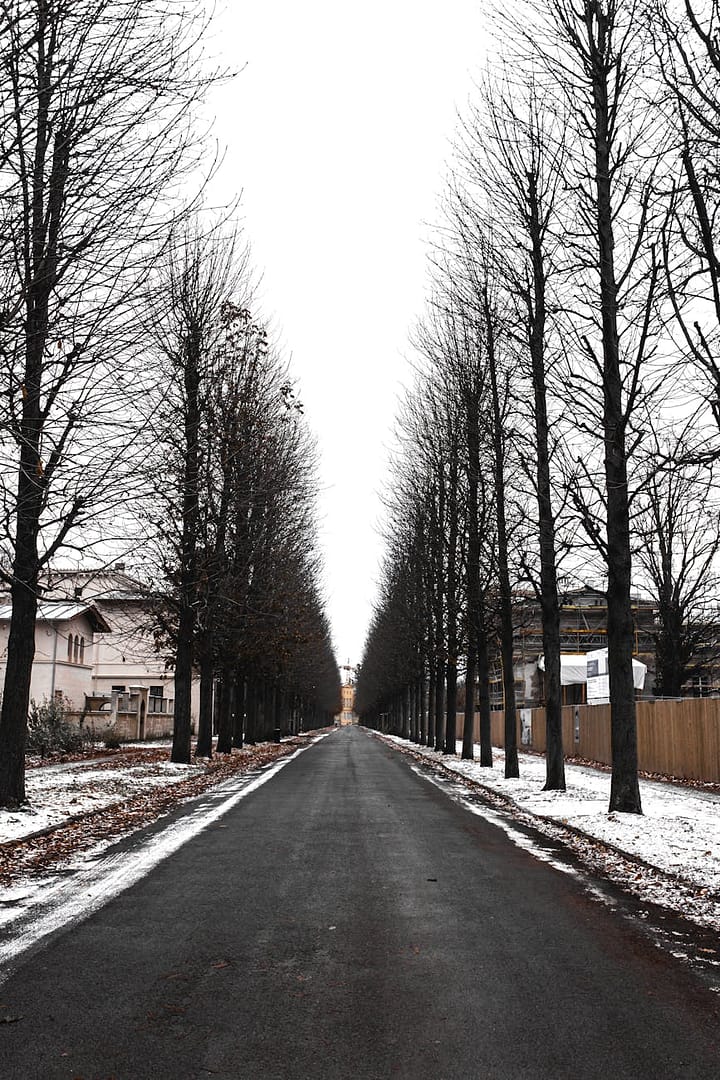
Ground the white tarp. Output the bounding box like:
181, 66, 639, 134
538, 650, 647, 698
537, 653, 591, 686
585, 647, 647, 704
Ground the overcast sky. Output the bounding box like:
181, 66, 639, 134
206, 2, 490, 666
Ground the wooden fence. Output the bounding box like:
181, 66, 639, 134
470, 698, 720, 783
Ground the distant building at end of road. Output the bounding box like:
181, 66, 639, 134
336, 665, 357, 725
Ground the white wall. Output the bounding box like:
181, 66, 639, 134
90, 602, 199, 723
0, 597, 200, 727
0, 613, 95, 712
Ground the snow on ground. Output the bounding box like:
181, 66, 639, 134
0, 756, 205, 845
385, 737, 720, 898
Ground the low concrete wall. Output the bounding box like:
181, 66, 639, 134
81, 711, 176, 742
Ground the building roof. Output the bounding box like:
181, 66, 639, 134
0, 601, 111, 633
42, 567, 148, 603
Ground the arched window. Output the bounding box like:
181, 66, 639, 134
79, 637, 85, 664
67, 635, 73, 661
73, 635, 79, 663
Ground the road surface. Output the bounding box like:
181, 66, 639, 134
0, 726, 718, 1079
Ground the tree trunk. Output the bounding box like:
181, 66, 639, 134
262, 680, 274, 741
245, 677, 257, 743
408, 680, 416, 743
273, 682, 285, 739
477, 597, 493, 767
485, 288, 519, 778
655, 600, 685, 697
427, 664, 436, 747
463, 369, 482, 765
216, 663, 235, 753
591, 7, 641, 813
432, 473, 446, 753
172, 615, 194, 764
172, 342, 201, 764
195, 647, 214, 757
526, 167, 565, 791
541, 606, 564, 791
444, 436, 459, 755
0, 580, 39, 807
445, 659, 458, 755
462, 647, 476, 760
0, 156, 51, 806
419, 671, 428, 745
233, 675, 245, 748
434, 658, 445, 751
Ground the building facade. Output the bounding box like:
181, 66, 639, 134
338, 682, 360, 725
0, 601, 110, 713
494, 587, 658, 710
41, 567, 199, 739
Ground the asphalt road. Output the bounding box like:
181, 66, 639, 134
1, 726, 718, 1080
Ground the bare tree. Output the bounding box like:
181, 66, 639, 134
141, 225, 249, 763
513, 0, 672, 812
634, 435, 720, 695
193, 298, 273, 757
415, 298, 497, 766
653, 0, 720, 441
143, 236, 339, 758
0, 0, 217, 806
436, 225, 522, 778
456, 74, 569, 789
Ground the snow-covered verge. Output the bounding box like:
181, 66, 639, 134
0, 754, 205, 845
382, 735, 720, 930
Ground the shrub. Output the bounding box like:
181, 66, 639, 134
27, 697, 84, 757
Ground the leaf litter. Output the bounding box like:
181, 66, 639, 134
0, 738, 317, 888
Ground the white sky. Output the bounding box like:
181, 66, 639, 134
205, 2, 490, 666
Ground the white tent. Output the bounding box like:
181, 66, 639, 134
585, 647, 647, 704
538, 650, 647, 690
537, 653, 591, 686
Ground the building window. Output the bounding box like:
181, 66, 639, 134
79, 637, 85, 664
67, 635, 73, 661
73, 635, 80, 663
148, 686, 165, 713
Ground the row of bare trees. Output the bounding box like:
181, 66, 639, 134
0, 1, 339, 807
357, 0, 720, 814
140, 227, 341, 763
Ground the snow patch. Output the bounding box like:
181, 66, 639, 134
392, 738, 720, 895
0, 760, 206, 844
